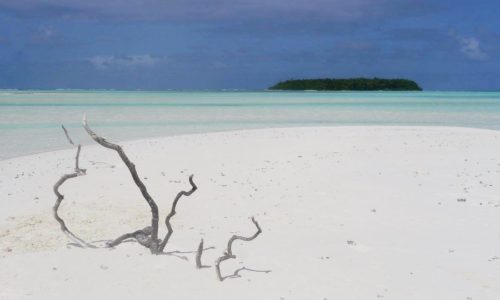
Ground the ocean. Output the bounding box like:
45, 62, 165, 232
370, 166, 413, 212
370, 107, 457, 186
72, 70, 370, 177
1, 90, 499, 160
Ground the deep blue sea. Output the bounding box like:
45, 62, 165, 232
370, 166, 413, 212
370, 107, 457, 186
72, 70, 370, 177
1, 90, 499, 159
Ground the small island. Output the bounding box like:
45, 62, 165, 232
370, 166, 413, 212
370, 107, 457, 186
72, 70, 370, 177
268, 78, 422, 91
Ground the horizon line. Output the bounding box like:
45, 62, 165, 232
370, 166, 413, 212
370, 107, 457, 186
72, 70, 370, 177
2, 88, 500, 93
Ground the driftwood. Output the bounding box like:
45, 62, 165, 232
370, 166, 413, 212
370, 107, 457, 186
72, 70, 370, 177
215, 217, 262, 281
196, 239, 210, 269
53, 117, 267, 281
107, 226, 154, 248
83, 115, 161, 253
104, 175, 197, 252
224, 267, 271, 279
82, 115, 198, 254
158, 175, 197, 252
53, 126, 94, 248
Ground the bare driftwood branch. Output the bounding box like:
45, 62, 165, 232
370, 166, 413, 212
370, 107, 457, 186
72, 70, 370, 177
74, 144, 85, 173
62, 125, 86, 174
83, 115, 161, 253
196, 238, 210, 269
53, 126, 94, 248
53, 173, 95, 248
158, 175, 198, 252
107, 226, 153, 248
215, 217, 262, 281
224, 267, 271, 280
61, 125, 75, 146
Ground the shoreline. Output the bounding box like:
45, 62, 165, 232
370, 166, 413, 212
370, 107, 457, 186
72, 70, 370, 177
2, 125, 499, 162
3, 90, 500, 161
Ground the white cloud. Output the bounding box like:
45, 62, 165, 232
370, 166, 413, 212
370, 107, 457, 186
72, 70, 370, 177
38, 26, 55, 39
457, 36, 487, 61
89, 54, 166, 70
30, 26, 62, 44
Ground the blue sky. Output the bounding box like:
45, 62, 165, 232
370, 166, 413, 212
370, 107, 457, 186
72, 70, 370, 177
0, 0, 499, 90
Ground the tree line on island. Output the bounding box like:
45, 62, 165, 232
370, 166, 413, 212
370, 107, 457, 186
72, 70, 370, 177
268, 78, 422, 91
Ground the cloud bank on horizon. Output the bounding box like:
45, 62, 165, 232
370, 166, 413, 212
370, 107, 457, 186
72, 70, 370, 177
0, 0, 498, 90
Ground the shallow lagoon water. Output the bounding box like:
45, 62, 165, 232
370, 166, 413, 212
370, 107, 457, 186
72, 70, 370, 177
1, 90, 499, 159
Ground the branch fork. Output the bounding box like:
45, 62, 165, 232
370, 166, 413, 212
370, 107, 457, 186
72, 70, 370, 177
215, 217, 262, 281
81, 115, 197, 254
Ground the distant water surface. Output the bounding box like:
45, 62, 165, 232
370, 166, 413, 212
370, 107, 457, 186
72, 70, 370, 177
1, 90, 499, 159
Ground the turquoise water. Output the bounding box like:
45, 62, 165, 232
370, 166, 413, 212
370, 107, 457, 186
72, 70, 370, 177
1, 90, 500, 160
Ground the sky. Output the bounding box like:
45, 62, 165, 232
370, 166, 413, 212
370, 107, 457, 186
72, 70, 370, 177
0, 0, 499, 90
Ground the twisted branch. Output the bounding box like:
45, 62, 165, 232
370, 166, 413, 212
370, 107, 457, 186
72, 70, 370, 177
53, 126, 94, 248
83, 115, 161, 253
158, 175, 198, 252
215, 217, 262, 281
107, 226, 153, 248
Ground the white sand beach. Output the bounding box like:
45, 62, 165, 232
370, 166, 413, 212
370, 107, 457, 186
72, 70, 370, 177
0, 126, 499, 299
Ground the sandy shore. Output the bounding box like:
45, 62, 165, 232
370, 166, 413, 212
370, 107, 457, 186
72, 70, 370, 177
0, 126, 499, 299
